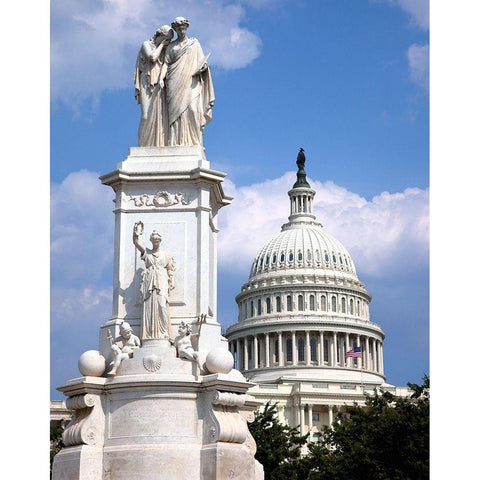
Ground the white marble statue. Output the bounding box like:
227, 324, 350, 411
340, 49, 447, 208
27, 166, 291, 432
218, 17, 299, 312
107, 323, 141, 375
134, 25, 174, 146
133, 221, 176, 340
158, 16, 215, 146
174, 321, 199, 363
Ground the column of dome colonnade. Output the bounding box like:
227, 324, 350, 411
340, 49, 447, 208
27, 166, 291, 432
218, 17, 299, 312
228, 330, 384, 376
225, 149, 386, 386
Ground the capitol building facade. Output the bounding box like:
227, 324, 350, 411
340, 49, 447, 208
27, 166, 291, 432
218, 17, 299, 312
225, 157, 409, 442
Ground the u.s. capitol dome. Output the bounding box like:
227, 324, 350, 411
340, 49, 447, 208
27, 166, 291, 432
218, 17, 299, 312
225, 152, 408, 438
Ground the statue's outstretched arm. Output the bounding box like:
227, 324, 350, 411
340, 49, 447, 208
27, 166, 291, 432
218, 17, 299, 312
133, 221, 146, 255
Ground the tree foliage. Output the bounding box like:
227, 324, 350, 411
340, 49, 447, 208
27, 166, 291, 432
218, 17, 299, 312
248, 401, 308, 480
302, 376, 429, 480
249, 377, 429, 480
50, 421, 65, 478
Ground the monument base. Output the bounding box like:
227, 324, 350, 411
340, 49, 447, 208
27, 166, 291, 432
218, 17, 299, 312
52, 343, 264, 480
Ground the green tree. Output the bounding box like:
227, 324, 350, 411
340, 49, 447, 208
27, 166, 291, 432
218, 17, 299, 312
303, 375, 429, 480
249, 401, 308, 480
50, 421, 65, 478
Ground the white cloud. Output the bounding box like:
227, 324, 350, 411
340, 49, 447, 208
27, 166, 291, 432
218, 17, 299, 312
407, 43, 429, 92
396, 0, 429, 30
219, 173, 429, 278
51, 0, 262, 106
51, 169, 428, 333
51, 170, 114, 284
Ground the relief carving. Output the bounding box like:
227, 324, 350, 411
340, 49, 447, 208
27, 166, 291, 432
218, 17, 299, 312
128, 191, 192, 208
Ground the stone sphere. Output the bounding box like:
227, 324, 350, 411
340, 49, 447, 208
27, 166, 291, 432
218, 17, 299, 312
205, 347, 234, 374
78, 350, 106, 377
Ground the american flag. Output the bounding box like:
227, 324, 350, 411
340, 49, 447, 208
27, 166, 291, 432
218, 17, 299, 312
346, 346, 362, 358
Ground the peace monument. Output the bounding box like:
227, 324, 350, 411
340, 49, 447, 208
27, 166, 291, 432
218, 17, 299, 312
52, 16, 263, 480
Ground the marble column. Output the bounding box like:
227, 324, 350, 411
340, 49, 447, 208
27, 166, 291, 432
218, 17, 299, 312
243, 337, 249, 371
292, 331, 297, 365
373, 340, 378, 372
366, 337, 370, 371
299, 404, 305, 435
265, 333, 270, 368
345, 333, 351, 368
329, 334, 334, 367
253, 335, 258, 369
278, 332, 284, 366
379, 342, 384, 375
333, 332, 338, 366
236, 339, 240, 370
307, 404, 313, 441
328, 405, 333, 426
306, 330, 311, 365
319, 331, 324, 365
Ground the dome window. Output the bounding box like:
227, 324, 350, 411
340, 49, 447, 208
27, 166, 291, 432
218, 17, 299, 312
272, 253, 277, 264
339, 255, 343, 264
341, 297, 346, 313
288, 251, 294, 262
307, 250, 312, 261
297, 250, 303, 262
298, 338, 305, 362
316, 250, 321, 262
266, 297, 271, 314
257, 299, 262, 315
287, 295, 293, 311
286, 339, 293, 362
310, 338, 318, 362
280, 252, 285, 263
265, 255, 270, 267
276, 296, 281, 312
298, 295, 304, 311
350, 299, 354, 314
250, 301, 254, 317
332, 296, 337, 312
332, 253, 337, 263
259, 258, 263, 268
324, 251, 329, 262
309, 294, 315, 310
321, 295, 326, 311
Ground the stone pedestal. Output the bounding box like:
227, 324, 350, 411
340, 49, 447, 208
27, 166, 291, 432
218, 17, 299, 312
53, 147, 264, 479
98, 146, 232, 362
52, 344, 263, 480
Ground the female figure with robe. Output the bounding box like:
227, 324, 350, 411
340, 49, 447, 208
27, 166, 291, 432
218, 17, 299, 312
159, 17, 215, 146
133, 222, 175, 340
134, 25, 174, 146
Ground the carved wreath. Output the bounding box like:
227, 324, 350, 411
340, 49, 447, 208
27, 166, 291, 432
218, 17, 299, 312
129, 191, 191, 208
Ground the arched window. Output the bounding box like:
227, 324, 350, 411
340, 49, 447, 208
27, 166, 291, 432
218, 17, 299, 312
297, 250, 303, 262
276, 296, 281, 312
272, 253, 277, 264
286, 339, 293, 362
288, 251, 294, 262
357, 300, 360, 316
280, 252, 285, 263
310, 338, 318, 362
309, 294, 315, 310
332, 296, 337, 312
298, 295, 304, 311
350, 298, 354, 315
324, 251, 329, 262
307, 250, 312, 262
339, 255, 343, 264
298, 338, 305, 362
266, 297, 271, 314
332, 253, 337, 263
265, 255, 270, 267
287, 295, 293, 311
341, 297, 346, 313
250, 301, 254, 317
321, 295, 326, 311
274, 340, 279, 363
316, 250, 321, 262
257, 299, 262, 315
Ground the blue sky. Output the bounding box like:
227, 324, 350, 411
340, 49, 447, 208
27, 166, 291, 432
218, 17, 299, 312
49, 0, 430, 400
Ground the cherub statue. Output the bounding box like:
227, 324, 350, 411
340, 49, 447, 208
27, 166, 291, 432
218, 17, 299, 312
107, 322, 141, 375
174, 321, 199, 363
